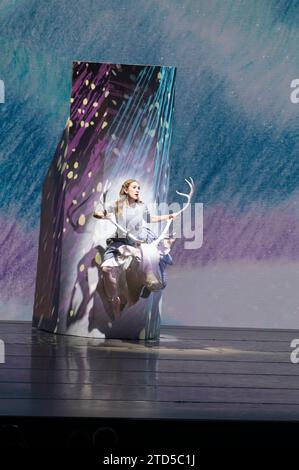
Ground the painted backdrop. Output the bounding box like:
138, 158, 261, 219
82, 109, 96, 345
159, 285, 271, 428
0, 0, 299, 328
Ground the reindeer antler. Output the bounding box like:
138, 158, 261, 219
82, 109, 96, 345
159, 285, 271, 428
110, 219, 141, 243
175, 177, 195, 216
96, 179, 112, 214
152, 218, 173, 246
152, 177, 195, 246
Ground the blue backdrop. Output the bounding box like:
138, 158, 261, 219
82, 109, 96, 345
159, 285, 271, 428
1, 0, 298, 325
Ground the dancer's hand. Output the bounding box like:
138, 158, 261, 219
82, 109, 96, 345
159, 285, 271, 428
93, 210, 109, 219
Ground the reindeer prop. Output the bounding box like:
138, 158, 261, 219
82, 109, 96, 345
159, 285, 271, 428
94, 178, 195, 321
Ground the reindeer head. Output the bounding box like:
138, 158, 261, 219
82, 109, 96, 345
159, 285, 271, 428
117, 237, 176, 291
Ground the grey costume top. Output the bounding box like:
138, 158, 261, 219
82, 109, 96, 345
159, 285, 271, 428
106, 201, 152, 241
103, 201, 156, 262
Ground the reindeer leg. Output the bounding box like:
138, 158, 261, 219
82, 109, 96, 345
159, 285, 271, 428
101, 266, 121, 319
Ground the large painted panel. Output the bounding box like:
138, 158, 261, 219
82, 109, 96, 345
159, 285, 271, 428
33, 62, 176, 338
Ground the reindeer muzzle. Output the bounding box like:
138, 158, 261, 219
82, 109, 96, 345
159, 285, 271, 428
144, 272, 164, 291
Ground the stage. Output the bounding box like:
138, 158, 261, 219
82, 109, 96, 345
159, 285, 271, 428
1, 321, 299, 450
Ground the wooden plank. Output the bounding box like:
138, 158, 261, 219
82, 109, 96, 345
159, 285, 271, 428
163, 327, 299, 341
164, 324, 299, 334
1, 356, 299, 375
0, 346, 293, 363
1, 368, 299, 389
1, 398, 299, 421
1, 338, 295, 353
2, 381, 299, 405
0, 322, 31, 333
1, 323, 299, 342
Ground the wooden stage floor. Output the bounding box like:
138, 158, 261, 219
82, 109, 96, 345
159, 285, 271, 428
1, 321, 299, 422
